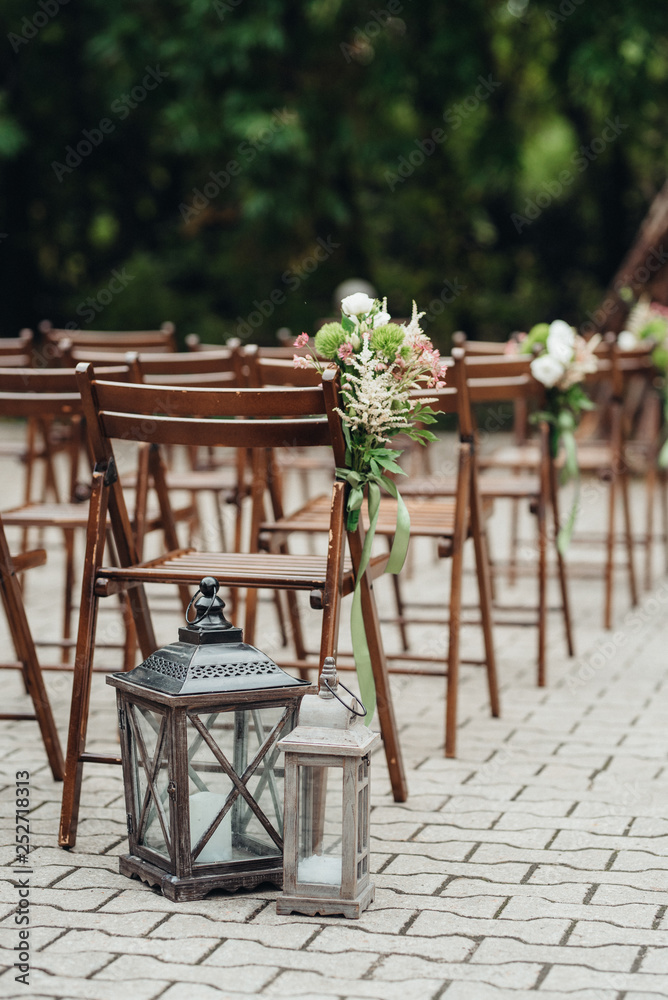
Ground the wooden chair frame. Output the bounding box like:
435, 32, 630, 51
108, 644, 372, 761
253, 350, 500, 757
58, 365, 407, 848
0, 512, 64, 780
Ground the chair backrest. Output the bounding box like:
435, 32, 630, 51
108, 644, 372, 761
76, 364, 332, 459
0, 329, 34, 367
0, 365, 131, 419
62, 347, 244, 388
452, 332, 507, 355
39, 321, 176, 353
244, 350, 326, 388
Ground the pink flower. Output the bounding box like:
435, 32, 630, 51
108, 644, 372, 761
337, 342, 354, 362
293, 355, 311, 369
294, 332, 309, 348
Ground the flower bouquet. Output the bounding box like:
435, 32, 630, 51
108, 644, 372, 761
618, 297, 668, 467
515, 320, 600, 552
294, 292, 447, 719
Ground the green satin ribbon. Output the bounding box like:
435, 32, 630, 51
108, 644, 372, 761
336, 471, 411, 724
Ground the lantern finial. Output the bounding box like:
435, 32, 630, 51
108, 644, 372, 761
319, 656, 337, 698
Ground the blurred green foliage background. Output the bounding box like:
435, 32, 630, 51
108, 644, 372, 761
2, 0, 667, 349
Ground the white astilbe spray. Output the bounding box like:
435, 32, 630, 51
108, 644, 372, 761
335, 332, 412, 446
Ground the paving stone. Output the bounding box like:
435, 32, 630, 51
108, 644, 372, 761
641, 946, 668, 973
0, 943, 115, 977
444, 988, 619, 1000
372, 953, 542, 988
569, 921, 668, 947
408, 910, 572, 944
541, 965, 668, 993
527, 864, 668, 891
98, 889, 267, 922
413, 824, 553, 849
309, 924, 473, 962
439, 878, 590, 903
0, 904, 166, 936
264, 970, 444, 998
498, 894, 661, 928
204, 938, 376, 977
0, 884, 118, 910
0, 968, 169, 1000
41, 927, 216, 963
471, 936, 638, 971
94, 954, 277, 992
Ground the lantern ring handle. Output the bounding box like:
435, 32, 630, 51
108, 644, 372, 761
323, 678, 367, 718
185, 587, 216, 625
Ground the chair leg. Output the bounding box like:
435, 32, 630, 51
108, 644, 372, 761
620, 470, 639, 610
470, 466, 499, 718
445, 444, 474, 759
346, 515, 407, 801
59, 472, 110, 847
507, 496, 520, 586
604, 469, 617, 631
386, 536, 409, 652
549, 461, 575, 658
358, 570, 408, 800
61, 527, 76, 664
645, 457, 655, 592
0, 537, 64, 782
536, 488, 547, 688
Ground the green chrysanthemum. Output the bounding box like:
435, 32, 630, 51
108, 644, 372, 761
370, 324, 408, 360
521, 322, 550, 353
314, 322, 347, 359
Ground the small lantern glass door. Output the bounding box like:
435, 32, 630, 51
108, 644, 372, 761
107, 577, 312, 901
277, 657, 380, 918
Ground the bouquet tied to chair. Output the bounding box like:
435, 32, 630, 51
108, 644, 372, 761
617, 295, 668, 467
508, 320, 599, 552
294, 293, 447, 720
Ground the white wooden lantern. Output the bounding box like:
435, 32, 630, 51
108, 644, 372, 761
276, 657, 380, 918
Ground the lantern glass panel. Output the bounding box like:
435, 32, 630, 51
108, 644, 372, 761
129, 703, 171, 859
186, 705, 287, 866
297, 763, 343, 887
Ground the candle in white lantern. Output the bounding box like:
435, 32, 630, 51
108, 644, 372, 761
298, 853, 342, 885
189, 792, 232, 863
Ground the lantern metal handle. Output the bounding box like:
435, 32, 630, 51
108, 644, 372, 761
323, 678, 367, 718
185, 585, 217, 625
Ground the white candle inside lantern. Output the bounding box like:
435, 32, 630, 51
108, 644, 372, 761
298, 853, 342, 885
189, 792, 232, 863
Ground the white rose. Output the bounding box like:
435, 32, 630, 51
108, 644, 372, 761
531, 353, 566, 388
617, 330, 638, 350
373, 310, 392, 328
546, 319, 575, 365
341, 292, 376, 317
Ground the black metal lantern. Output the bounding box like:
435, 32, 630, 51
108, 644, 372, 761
107, 577, 312, 901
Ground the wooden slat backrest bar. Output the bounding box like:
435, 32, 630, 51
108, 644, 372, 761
77, 366, 332, 453
67, 347, 238, 376
0, 365, 130, 416
40, 321, 176, 352
245, 353, 324, 388
0, 329, 33, 364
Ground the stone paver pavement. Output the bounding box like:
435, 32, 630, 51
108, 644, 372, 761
0, 427, 667, 999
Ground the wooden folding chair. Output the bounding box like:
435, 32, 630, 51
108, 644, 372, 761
0, 365, 150, 664
39, 321, 176, 356
402, 353, 574, 686
0, 329, 33, 367
252, 349, 499, 758
0, 511, 64, 780
58, 364, 407, 848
